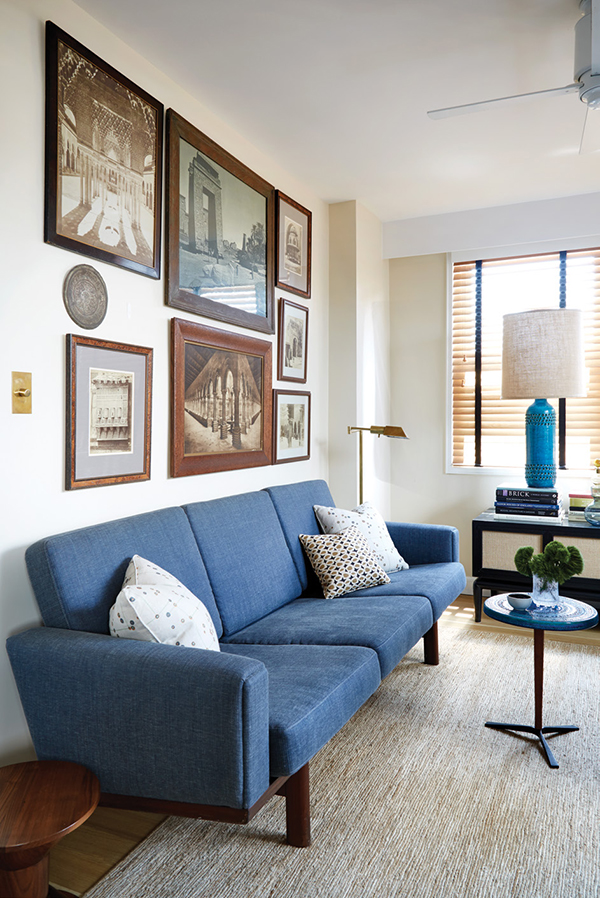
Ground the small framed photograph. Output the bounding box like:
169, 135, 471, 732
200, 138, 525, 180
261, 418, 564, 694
171, 318, 273, 477
45, 23, 163, 279
278, 298, 308, 383
275, 192, 311, 299
66, 335, 153, 489
273, 390, 311, 464
166, 110, 275, 334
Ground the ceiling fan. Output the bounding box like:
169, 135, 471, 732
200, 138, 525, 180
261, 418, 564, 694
427, 0, 600, 152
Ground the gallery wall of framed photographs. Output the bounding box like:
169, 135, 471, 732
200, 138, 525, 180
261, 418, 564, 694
44, 20, 313, 488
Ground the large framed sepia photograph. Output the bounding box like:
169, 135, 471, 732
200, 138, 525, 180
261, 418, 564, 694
171, 318, 272, 477
66, 335, 153, 489
166, 110, 275, 334
273, 390, 311, 464
275, 191, 311, 299
45, 23, 163, 279
278, 298, 308, 383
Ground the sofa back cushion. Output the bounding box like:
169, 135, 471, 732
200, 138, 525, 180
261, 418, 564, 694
26, 507, 223, 637
184, 491, 302, 636
263, 480, 336, 590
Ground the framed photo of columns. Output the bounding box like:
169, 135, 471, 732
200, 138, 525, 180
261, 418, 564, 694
44, 23, 163, 279
171, 318, 273, 477
278, 298, 308, 383
273, 390, 311, 464
166, 110, 276, 334
66, 335, 153, 490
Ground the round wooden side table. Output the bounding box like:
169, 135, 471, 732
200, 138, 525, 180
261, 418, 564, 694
0, 760, 100, 898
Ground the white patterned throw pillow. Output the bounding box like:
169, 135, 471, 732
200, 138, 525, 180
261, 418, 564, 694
109, 555, 220, 651
299, 526, 390, 599
313, 501, 409, 573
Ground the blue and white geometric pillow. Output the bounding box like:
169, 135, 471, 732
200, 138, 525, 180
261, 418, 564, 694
313, 502, 409, 573
109, 555, 220, 652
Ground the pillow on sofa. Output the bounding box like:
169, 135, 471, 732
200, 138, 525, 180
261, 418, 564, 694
109, 555, 220, 651
299, 526, 390, 599
313, 501, 409, 573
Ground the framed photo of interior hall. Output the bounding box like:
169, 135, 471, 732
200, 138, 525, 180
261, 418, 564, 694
171, 318, 273, 477
44, 23, 164, 279
275, 191, 311, 299
66, 334, 153, 490
278, 298, 308, 383
273, 390, 311, 464
166, 110, 275, 334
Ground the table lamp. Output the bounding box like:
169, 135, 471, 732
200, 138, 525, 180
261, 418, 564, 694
501, 309, 585, 488
347, 425, 408, 504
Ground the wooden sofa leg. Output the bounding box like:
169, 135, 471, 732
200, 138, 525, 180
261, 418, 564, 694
423, 622, 439, 666
283, 763, 311, 847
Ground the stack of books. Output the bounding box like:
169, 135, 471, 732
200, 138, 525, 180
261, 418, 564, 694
567, 492, 591, 522
493, 484, 564, 522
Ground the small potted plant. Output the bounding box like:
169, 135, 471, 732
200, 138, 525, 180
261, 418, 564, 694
514, 540, 584, 606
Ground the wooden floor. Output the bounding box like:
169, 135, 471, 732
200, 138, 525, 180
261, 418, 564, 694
49, 593, 600, 896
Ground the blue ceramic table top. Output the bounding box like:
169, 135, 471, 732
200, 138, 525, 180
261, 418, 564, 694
484, 594, 599, 631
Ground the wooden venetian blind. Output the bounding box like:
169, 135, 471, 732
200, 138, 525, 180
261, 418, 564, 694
451, 248, 600, 471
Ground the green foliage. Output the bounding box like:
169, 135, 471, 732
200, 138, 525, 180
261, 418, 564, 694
514, 540, 584, 587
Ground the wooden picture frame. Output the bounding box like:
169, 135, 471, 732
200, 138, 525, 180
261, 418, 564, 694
66, 335, 152, 490
278, 298, 308, 383
275, 191, 311, 299
171, 318, 272, 477
273, 390, 311, 464
45, 22, 163, 279
166, 110, 275, 334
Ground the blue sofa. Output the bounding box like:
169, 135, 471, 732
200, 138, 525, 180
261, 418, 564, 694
7, 479, 465, 846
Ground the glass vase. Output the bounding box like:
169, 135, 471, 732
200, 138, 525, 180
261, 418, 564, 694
531, 574, 560, 608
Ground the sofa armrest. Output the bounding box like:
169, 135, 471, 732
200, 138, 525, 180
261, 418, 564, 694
386, 521, 460, 565
6, 628, 270, 809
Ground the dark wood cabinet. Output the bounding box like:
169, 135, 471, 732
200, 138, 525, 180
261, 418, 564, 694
472, 510, 600, 621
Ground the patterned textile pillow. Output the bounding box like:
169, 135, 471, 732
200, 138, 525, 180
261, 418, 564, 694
313, 501, 409, 573
109, 555, 220, 651
299, 526, 390, 599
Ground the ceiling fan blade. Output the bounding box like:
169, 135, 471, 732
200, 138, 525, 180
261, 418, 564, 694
579, 105, 600, 152
427, 84, 579, 119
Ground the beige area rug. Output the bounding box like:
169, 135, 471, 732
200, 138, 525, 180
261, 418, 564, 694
83, 628, 600, 898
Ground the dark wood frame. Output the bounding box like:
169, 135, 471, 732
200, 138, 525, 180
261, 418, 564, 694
44, 22, 163, 279
275, 191, 312, 299
277, 298, 308, 383
100, 762, 311, 848
66, 335, 152, 490
273, 389, 311, 464
166, 109, 275, 334
171, 318, 272, 477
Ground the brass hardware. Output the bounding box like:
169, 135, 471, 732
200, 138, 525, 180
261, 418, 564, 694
12, 372, 32, 414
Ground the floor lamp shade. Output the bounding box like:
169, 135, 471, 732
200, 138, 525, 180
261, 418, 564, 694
502, 309, 586, 488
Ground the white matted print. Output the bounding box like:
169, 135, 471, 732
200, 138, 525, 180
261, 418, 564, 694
275, 192, 311, 299
278, 298, 308, 383
273, 390, 310, 464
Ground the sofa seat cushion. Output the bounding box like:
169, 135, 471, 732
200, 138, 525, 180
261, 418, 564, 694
343, 562, 467, 621
221, 644, 380, 777
222, 594, 433, 679
184, 492, 303, 637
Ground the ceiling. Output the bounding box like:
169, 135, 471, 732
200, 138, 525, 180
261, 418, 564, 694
73, 0, 600, 222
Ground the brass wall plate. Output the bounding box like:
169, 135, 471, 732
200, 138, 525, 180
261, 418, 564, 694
12, 372, 32, 414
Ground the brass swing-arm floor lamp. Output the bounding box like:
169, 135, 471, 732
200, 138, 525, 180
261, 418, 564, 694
347, 425, 408, 505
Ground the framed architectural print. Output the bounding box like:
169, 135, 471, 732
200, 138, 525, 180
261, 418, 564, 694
166, 110, 275, 334
275, 191, 311, 299
66, 335, 153, 489
171, 318, 273, 477
278, 298, 308, 383
273, 390, 311, 464
45, 23, 163, 279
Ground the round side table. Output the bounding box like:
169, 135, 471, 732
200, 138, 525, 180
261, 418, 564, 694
484, 593, 598, 768
0, 760, 100, 898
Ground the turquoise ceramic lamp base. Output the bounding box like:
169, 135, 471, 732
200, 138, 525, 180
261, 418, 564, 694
525, 398, 556, 489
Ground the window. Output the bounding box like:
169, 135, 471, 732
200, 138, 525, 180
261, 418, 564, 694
451, 248, 600, 472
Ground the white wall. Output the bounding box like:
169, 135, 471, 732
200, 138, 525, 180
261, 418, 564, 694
0, 0, 329, 763
329, 201, 391, 514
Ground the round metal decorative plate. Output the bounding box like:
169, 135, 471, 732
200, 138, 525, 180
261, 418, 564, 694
63, 265, 108, 329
